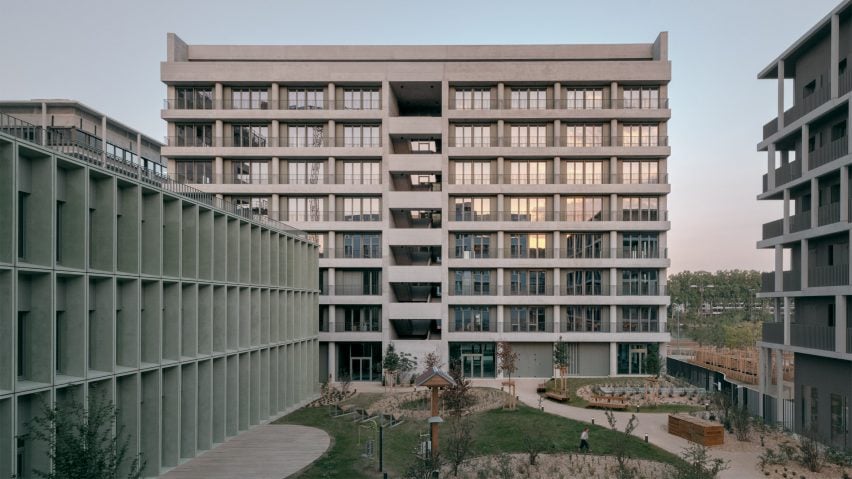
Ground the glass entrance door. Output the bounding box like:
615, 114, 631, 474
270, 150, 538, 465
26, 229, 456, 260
461, 354, 484, 378
350, 357, 373, 381
628, 346, 647, 374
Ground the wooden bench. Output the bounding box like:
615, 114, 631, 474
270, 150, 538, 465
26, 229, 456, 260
668, 414, 724, 446
587, 395, 629, 410
544, 391, 570, 402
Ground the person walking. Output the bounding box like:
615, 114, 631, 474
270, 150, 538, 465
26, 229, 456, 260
579, 427, 590, 453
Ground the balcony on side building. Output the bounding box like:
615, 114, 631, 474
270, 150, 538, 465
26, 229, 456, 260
808, 264, 849, 287
760, 271, 801, 293
790, 324, 835, 351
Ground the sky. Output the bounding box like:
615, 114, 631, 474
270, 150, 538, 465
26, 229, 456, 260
1, 0, 842, 274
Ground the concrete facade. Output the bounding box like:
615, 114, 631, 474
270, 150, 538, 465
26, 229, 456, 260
161, 33, 672, 382
757, 0, 852, 450
0, 119, 320, 477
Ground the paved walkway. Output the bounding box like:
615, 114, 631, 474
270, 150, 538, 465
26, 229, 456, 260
161, 424, 330, 479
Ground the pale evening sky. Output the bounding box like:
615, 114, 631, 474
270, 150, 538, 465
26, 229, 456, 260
1, 0, 840, 273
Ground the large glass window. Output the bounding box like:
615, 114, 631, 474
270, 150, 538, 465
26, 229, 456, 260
174, 87, 213, 109
448, 342, 495, 378
454, 270, 492, 295
564, 89, 604, 109
453, 197, 492, 221
454, 125, 492, 147
509, 197, 548, 221
343, 161, 380, 184
620, 269, 659, 295
509, 306, 548, 332
232, 160, 269, 184
453, 161, 492, 184
509, 270, 547, 295
453, 306, 491, 332
564, 270, 603, 296
343, 125, 380, 147
509, 161, 548, 184
510, 88, 547, 109
231, 125, 268, 147
563, 197, 605, 221
175, 124, 213, 147
617, 343, 659, 374
620, 197, 660, 221
288, 161, 326, 184
564, 160, 604, 184
454, 233, 491, 258
175, 161, 213, 184
564, 306, 605, 332
620, 307, 659, 332
340, 306, 381, 332
341, 197, 380, 221
287, 125, 325, 147
454, 88, 492, 110
565, 125, 604, 147
343, 233, 381, 258
622, 233, 659, 258
337, 342, 382, 381
343, 89, 380, 110
622, 125, 659, 147
564, 233, 605, 259
231, 197, 269, 219
509, 125, 547, 147
621, 161, 660, 184
288, 197, 325, 222
230, 88, 269, 109
508, 233, 548, 258
623, 88, 660, 109
287, 88, 324, 110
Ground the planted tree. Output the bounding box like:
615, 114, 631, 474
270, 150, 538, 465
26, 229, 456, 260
445, 417, 475, 476
605, 410, 639, 479
671, 443, 729, 479
26, 396, 145, 479
497, 341, 519, 410
423, 350, 443, 371
383, 342, 415, 387
444, 362, 475, 417
553, 339, 570, 394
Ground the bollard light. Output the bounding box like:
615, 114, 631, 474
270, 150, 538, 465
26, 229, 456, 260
644, 433, 649, 443
591, 418, 595, 425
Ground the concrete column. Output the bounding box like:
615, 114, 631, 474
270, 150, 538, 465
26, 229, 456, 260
552, 156, 561, 183
497, 120, 504, 145
497, 305, 504, 333
775, 348, 784, 423
801, 239, 809, 289
552, 304, 560, 333
802, 124, 810, 172
497, 231, 505, 258
101, 116, 107, 162
497, 156, 504, 182
497, 82, 505, 107
328, 156, 336, 184
553, 82, 561, 108
777, 60, 785, 129
768, 144, 776, 190
552, 231, 561, 259
40, 102, 47, 145
271, 83, 280, 109
610, 267, 617, 297
783, 297, 791, 346
611, 81, 618, 106
610, 230, 618, 259
553, 120, 561, 146
328, 194, 335, 221
328, 342, 336, 382
214, 157, 223, 184
783, 188, 791, 234
610, 156, 618, 183
610, 193, 618, 222
757, 347, 766, 417
271, 194, 280, 220
271, 120, 279, 146
214, 83, 223, 109
811, 178, 819, 230
836, 294, 847, 353
832, 14, 840, 99
610, 119, 618, 146
609, 342, 618, 375
774, 245, 783, 292
271, 157, 280, 184
842, 166, 849, 221
497, 194, 504, 218
215, 120, 223, 147
328, 120, 335, 146
327, 83, 335, 108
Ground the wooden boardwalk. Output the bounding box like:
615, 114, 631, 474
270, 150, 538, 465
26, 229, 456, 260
161, 425, 330, 479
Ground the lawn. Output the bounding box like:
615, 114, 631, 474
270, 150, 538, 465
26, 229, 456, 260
276, 392, 687, 478
547, 377, 707, 414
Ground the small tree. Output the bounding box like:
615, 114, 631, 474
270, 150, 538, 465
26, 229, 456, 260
444, 363, 475, 417
26, 396, 145, 479
798, 428, 826, 473
553, 339, 570, 394
520, 427, 549, 466
423, 350, 443, 371
729, 405, 752, 442
398, 350, 417, 386
383, 342, 401, 387
445, 417, 475, 476
643, 343, 661, 376
403, 450, 443, 479
605, 410, 639, 479
497, 341, 519, 410
670, 443, 729, 479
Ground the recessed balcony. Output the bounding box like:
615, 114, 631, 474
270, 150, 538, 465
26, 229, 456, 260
790, 324, 835, 351
808, 264, 849, 287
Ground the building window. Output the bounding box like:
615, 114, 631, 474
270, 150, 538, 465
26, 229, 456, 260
454, 88, 491, 110
230, 88, 268, 109
232, 161, 269, 184
509, 197, 548, 222
622, 125, 659, 146
620, 307, 659, 332
341, 197, 380, 221
288, 197, 325, 222
564, 197, 605, 222
18, 192, 27, 260
830, 393, 847, 445
17, 311, 27, 378
564, 233, 605, 259
231, 197, 269, 219
454, 270, 492, 295
623, 88, 660, 109
621, 197, 660, 221
453, 197, 492, 221
343, 233, 381, 258
621, 161, 659, 184
287, 88, 324, 110
565, 89, 603, 109
831, 121, 847, 142
55, 311, 65, 374
564, 270, 603, 296
55, 200, 64, 264
509, 125, 547, 147
564, 125, 603, 147
287, 125, 325, 147
564, 160, 603, 184
454, 125, 492, 147
509, 270, 547, 295
343, 89, 380, 110
410, 140, 437, 153
454, 233, 490, 259
231, 125, 268, 147
508, 233, 548, 258
288, 161, 326, 184
341, 306, 381, 332
342, 161, 380, 184
510, 88, 547, 109
175, 161, 213, 184
175, 87, 213, 109
565, 306, 604, 332
453, 161, 492, 184
622, 233, 659, 258
175, 124, 213, 147
803, 385, 819, 432
453, 306, 490, 332
343, 125, 380, 147
509, 306, 547, 332
509, 161, 548, 184
620, 269, 659, 295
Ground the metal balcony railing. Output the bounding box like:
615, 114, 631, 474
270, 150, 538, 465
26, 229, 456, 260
817, 202, 841, 226
165, 136, 384, 148
848, 328, 852, 354
774, 161, 802, 187
762, 219, 784, 240
808, 264, 849, 287
810, 138, 849, 169
762, 322, 784, 344
760, 272, 775, 293
790, 324, 835, 351
448, 320, 497, 332
503, 320, 554, 333
502, 285, 555, 296
501, 248, 556, 259
615, 247, 666, 259
448, 135, 669, 148
446, 173, 668, 185
332, 99, 383, 110
322, 248, 383, 260
222, 99, 272, 110
447, 97, 669, 110
448, 285, 498, 296
449, 248, 665, 260
450, 211, 557, 222
784, 78, 830, 124
783, 271, 801, 291
763, 118, 779, 138
165, 136, 215, 148
561, 284, 611, 296
790, 212, 811, 233
841, 70, 852, 97
335, 322, 382, 333
322, 285, 382, 296
333, 212, 382, 222
284, 211, 331, 222
164, 98, 383, 111
616, 321, 662, 333
163, 98, 215, 110
616, 283, 667, 296
560, 320, 610, 333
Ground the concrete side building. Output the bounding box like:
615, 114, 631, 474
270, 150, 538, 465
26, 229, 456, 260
0, 115, 320, 477
161, 33, 672, 382
757, 0, 852, 450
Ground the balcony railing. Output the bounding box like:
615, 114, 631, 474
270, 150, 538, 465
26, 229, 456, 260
783, 270, 801, 291
760, 272, 775, 293
762, 322, 784, 344
335, 322, 382, 333
560, 320, 611, 333
784, 78, 830, 124
774, 161, 802, 187
447, 173, 668, 186
448, 210, 669, 223
503, 285, 555, 296
790, 324, 835, 351
164, 136, 383, 148
163, 98, 383, 110
202, 173, 382, 185
561, 284, 611, 296
790, 212, 811, 233
448, 320, 498, 332
615, 248, 666, 259
449, 136, 669, 148
503, 320, 555, 333
616, 321, 662, 333
808, 264, 849, 287
501, 248, 556, 259
451, 248, 658, 260
449, 285, 498, 296
763, 118, 779, 139
333, 212, 382, 222
810, 138, 849, 169
448, 97, 669, 110
616, 284, 667, 296
817, 202, 841, 226
762, 219, 784, 240
322, 248, 383, 260
322, 285, 382, 296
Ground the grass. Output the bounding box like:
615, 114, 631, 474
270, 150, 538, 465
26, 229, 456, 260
276, 392, 687, 478
547, 377, 707, 414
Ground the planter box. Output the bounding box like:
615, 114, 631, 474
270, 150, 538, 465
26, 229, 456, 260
668, 414, 724, 446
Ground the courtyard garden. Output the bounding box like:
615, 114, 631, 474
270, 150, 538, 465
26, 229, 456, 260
544, 375, 709, 414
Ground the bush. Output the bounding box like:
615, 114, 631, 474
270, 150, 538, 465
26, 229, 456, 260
729, 405, 751, 442
797, 430, 826, 473
670, 443, 729, 479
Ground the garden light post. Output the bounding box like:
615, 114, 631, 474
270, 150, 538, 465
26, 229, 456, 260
415, 367, 456, 459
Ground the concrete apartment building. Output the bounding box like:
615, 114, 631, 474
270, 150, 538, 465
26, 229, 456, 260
757, 0, 852, 450
161, 33, 672, 382
0, 111, 320, 477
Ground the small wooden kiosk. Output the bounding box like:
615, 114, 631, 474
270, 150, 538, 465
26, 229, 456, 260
415, 367, 456, 458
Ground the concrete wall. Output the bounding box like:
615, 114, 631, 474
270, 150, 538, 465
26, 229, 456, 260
794, 353, 852, 449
